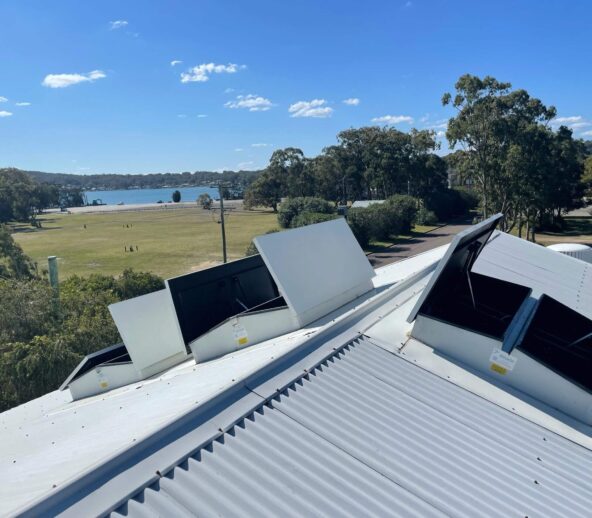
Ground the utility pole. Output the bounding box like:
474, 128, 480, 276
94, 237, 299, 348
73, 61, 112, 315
218, 184, 227, 263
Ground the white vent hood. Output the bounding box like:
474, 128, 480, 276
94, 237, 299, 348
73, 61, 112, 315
61, 289, 187, 400
254, 217, 376, 328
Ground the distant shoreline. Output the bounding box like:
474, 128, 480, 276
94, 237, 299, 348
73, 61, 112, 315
46, 199, 244, 214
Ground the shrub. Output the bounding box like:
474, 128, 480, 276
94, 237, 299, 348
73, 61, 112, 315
347, 208, 373, 248
359, 195, 418, 241
415, 207, 438, 226
383, 195, 418, 234
172, 190, 181, 203
277, 197, 335, 228
425, 189, 472, 220
290, 212, 339, 228
366, 204, 401, 240
197, 193, 212, 209
455, 187, 479, 212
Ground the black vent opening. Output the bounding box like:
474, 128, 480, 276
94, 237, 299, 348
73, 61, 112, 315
518, 295, 592, 392
167, 254, 287, 346
422, 272, 531, 339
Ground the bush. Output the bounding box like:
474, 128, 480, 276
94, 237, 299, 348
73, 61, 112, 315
415, 207, 438, 226
347, 208, 373, 248
197, 193, 212, 209
277, 197, 335, 228
290, 212, 339, 228
425, 189, 476, 220
383, 195, 418, 234
455, 187, 479, 212
365, 204, 401, 240
172, 190, 181, 203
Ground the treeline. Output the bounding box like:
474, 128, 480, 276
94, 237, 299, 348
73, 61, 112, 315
0, 168, 84, 223
25, 169, 262, 190
0, 225, 165, 411
245, 74, 591, 241
244, 127, 448, 211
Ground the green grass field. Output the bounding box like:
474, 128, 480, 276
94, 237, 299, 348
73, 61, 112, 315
509, 216, 592, 246
12, 208, 278, 279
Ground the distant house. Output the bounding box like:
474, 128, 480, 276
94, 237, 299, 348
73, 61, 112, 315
351, 199, 385, 208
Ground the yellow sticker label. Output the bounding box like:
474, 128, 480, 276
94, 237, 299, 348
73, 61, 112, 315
238, 337, 248, 346
99, 381, 109, 388
490, 363, 508, 375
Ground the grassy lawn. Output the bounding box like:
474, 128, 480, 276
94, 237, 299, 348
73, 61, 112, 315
537, 216, 592, 245
509, 216, 592, 246
12, 208, 278, 279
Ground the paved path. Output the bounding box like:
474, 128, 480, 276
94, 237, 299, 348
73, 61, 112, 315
368, 221, 472, 268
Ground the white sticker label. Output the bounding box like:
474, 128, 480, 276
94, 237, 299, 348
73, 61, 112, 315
233, 324, 249, 346
489, 348, 517, 375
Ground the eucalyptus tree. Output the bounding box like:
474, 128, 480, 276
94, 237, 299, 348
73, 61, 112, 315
443, 74, 556, 227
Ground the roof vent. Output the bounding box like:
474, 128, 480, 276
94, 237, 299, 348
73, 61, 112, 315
408, 215, 592, 425
176, 218, 375, 362
61, 289, 187, 400
61, 218, 375, 399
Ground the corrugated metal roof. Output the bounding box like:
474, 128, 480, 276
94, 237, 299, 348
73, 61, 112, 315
110, 337, 592, 518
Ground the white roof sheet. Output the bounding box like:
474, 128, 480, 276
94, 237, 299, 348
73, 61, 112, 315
473, 231, 592, 318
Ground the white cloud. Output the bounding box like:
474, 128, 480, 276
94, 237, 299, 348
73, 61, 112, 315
551, 115, 592, 133
0, 111, 13, 117
581, 130, 592, 137
42, 70, 106, 88
180, 63, 245, 83
170, 60, 183, 66
15, 102, 31, 106
552, 116, 583, 125
109, 20, 128, 30
234, 148, 244, 152
570, 122, 592, 129
251, 143, 271, 147
424, 118, 447, 130
237, 161, 255, 169
225, 94, 273, 112
343, 97, 360, 106
197, 114, 208, 118
224, 88, 235, 94
436, 130, 446, 138
289, 99, 333, 118
177, 114, 187, 118
371, 114, 414, 124
0, 96, 7, 103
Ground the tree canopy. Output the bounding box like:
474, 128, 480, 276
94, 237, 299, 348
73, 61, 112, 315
244, 126, 447, 210
443, 74, 586, 237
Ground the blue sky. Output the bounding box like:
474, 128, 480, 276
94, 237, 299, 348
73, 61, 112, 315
0, 0, 591, 175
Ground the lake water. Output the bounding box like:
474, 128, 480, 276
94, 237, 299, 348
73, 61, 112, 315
84, 186, 220, 205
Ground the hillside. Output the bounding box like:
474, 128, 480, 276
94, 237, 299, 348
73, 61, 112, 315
22, 169, 262, 190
